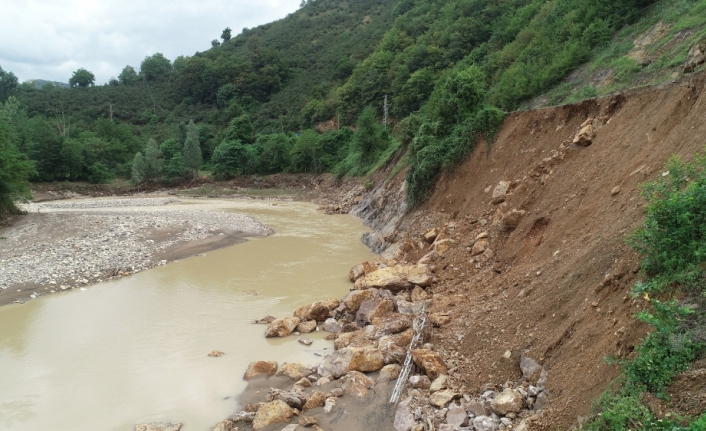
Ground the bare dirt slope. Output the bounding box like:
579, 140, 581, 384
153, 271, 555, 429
389, 73, 706, 429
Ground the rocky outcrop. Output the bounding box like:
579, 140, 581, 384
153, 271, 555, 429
684, 42, 705, 73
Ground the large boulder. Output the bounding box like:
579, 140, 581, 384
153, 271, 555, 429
573, 122, 596, 146
349, 261, 378, 281
374, 314, 412, 336
277, 363, 313, 380
339, 371, 375, 397
323, 318, 343, 333
428, 389, 456, 407
412, 349, 448, 380
446, 402, 468, 427
264, 317, 300, 338
243, 361, 278, 380
135, 424, 182, 431
342, 289, 377, 312
684, 43, 705, 73
379, 329, 413, 364
252, 400, 293, 430
294, 301, 336, 322
490, 388, 524, 415
356, 297, 394, 326
520, 355, 544, 381
473, 416, 500, 431
318, 348, 354, 378
267, 387, 307, 410
378, 364, 402, 383
348, 347, 385, 372
303, 390, 326, 411
297, 320, 317, 333
393, 397, 415, 431
211, 419, 235, 431
354, 264, 433, 292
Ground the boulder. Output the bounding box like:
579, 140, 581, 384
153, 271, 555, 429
299, 416, 318, 426
135, 424, 182, 431
396, 299, 415, 315
446, 402, 468, 427
501, 209, 526, 231
354, 264, 433, 292
277, 363, 313, 380
471, 240, 488, 256
429, 374, 448, 392
318, 348, 353, 378
295, 301, 335, 322
393, 397, 416, 431
342, 289, 377, 312
349, 347, 385, 372
492, 181, 511, 204
411, 286, 429, 302
684, 43, 705, 73
423, 228, 439, 243
333, 330, 358, 350
265, 317, 301, 338
210, 419, 235, 431
464, 400, 489, 417
520, 355, 544, 381
573, 123, 596, 146
378, 364, 402, 383
252, 400, 293, 430
473, 416, 500, 431
254, 315, 276, 324
433, 239, 454, 256
231, 411, 255, 423
429, 389, 456, 407
490, 388, 524, 415
295, 377, 312, 388
379, 329, 413, 364
409, 375, 431, 389
430, 313, 451, 327
322, 318, 343, 333
535, 391, 549, 411
349, 261, 378, 281
340, 371, 375, 398
356, 297, 394, 326
243, 361, 278, 380
412, 349, 448, 380
375, 314, 412, 336
303, 390, 326, 411
324, 397, 336, 413
297, 320, 317, 333
268, 387, 307, 409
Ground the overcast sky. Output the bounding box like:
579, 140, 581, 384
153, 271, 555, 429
0, 0, 301, 85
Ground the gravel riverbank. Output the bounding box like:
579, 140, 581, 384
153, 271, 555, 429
0, 197, 272, 305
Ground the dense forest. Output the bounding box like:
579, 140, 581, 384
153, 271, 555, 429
1, 0, 701, 216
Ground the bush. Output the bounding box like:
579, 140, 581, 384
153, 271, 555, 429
211, 140, 255, 178
88, 162, 113, 184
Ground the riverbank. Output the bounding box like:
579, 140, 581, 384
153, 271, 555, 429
0, 197, 272, 306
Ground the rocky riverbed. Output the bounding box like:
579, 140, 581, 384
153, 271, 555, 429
0, 197, 272, 305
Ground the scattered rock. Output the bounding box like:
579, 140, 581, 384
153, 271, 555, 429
423, 228, 440, 243
409, 375, 431, 389
341, 289, 377, 312
412, 349, 449, 380
298, 337, 313, 346
244, 361, 278, 380
473, 415, 500, 431
611, 186, 621, 196
534, 391, 549, 411
339, 370, 375, 397
265, 317, 301, 338
210, 419, 235, 431
349, 261, 378, 281
299, 415, 318, 426
410, 286, 429, 302
135, 423, 182, 431
252, 400, 293, 430
490, 388, 524, 415
471, 240, 488, 256
255, 315, 277, 324
378, 364, 402, 383
520, 355, 544, 381
429, 389, 456, 407
348, 347, 385, 372
318, 348, 353, 378
297, 320, 317, 333
322, 318, 343, 333
393, 397, 416, 431
492, 181, 511, 204
429, 374, 448, 392
446, 402, 468, 427
465, 400, 489, 417
303, 391, 326, 411
430, 313, 451, 327
354, 264, 433, 291
501, 209, 526, 231
356, 297, 395, 326
323, 397, 336, 413
231, 411, 256, 423
277, 363, 313, 380
208, 350, 225, 357
573, 122, 596, 146
684, 42, 705, 73
294, 301, 337, 322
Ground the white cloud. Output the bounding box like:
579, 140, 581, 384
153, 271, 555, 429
0, 0, 301, 84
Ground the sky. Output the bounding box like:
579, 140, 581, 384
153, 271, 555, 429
0, 0, 302, 85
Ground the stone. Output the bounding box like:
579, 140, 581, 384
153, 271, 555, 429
208, 350, 225, 357
295, 377, 312, 388
412, 349, 448, 380
430, 313, 451, 327
423, 228, 439, 243
295, 301, 334, 322
379, 329, 413, 364
433, 239, 454, 256
318, 348, 353, 378
244, 403, 258, 413
265, 317, 301, 338
348, 347, 385, 372
573, 123, 596, 146
135, 423, 182, 431
501, 209, 526, 231
534, 391, 549, 411
684, 43, 706, 73
303, 391, 326, 410
409, 375, 431, 389
393, 397, 416, 431
322, 318, 343, 333
356, 298, 395, 326
211, 419, 235, 431
281, 425, 298, 431
339, 370, 375, 397
375, 314, 412, 335
316, 377, 331, 386
410, 286, 429, 302
299, 337, 313, 346
231, 411, 256, 423
429, 374, 448, 392
492, 181, 511, 203
437, 425, 460, 431
378, 364, 402, 383
490, 388, 524, 415
611, 186, 621, 196
277, 363, 313, 380
244, 361, 278, 380
297, 320, 317, 333
500, 417, 513, 427
341, 289, 376, 312
299, 416, 318, 426
252, 400, 294, 430
354, 264, 433, 292
396, 299, 415, 315
473, 416, 500, 431
520, 355, 543, 381
465, 400, 489, 417
429, 389, 456, 407
255, 315, 277, 324
268, 388, 307, 409
323, 397, 336, 413
472, 240, 488, 256
446, 402, 468, 427
349, 261, 378, 281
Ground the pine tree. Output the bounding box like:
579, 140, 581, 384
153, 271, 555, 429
183, 120, 202, 177
144, 138, 163, 181
131, 152, 146, 184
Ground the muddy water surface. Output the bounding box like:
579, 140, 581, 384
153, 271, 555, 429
0, 199, 375, 431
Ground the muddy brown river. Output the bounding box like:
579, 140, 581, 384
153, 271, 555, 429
0, 199, 375, 431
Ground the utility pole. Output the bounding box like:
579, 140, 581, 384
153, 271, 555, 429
383, 94, 390, 130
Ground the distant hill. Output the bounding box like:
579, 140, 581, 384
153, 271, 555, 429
25, 79, 70, 89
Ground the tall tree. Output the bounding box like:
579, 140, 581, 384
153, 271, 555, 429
0, 66, 19, 102
221, 27, 232, 42
140, 53, 172, 81
131, 152, 146, 184
69, 68, 95, 88
183, 120, 202, 177
118, 65, 139, 85
0, 98, 36, 218
144, 138, 163, 181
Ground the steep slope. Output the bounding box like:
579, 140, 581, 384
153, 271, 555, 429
358, 72, 706, 429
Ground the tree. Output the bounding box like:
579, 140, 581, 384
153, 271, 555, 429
221, 27, 232, 42
60, 138, 84, 180
140, 53, 172, 81
69, 68, 95, 88
0, 99, 35, 218
222, 114, 254, 144
183, 120, 202, 176
131, 152, 146, 183
144, 138, 163, 181
212, 140, 253, 178
118, 65, 139, 85
211, 39, 221, 48
0, 66, 19, 102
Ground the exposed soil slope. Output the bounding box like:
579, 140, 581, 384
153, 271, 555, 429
385, 73, 706, 429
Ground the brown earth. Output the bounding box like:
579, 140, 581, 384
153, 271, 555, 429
376, 72, 706, 429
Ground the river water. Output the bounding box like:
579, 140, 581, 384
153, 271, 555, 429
0, 199, 375, 431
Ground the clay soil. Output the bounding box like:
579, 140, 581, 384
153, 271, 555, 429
386, 73, 706, 429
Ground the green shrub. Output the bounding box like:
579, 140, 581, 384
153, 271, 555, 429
87, 162, 113, 184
